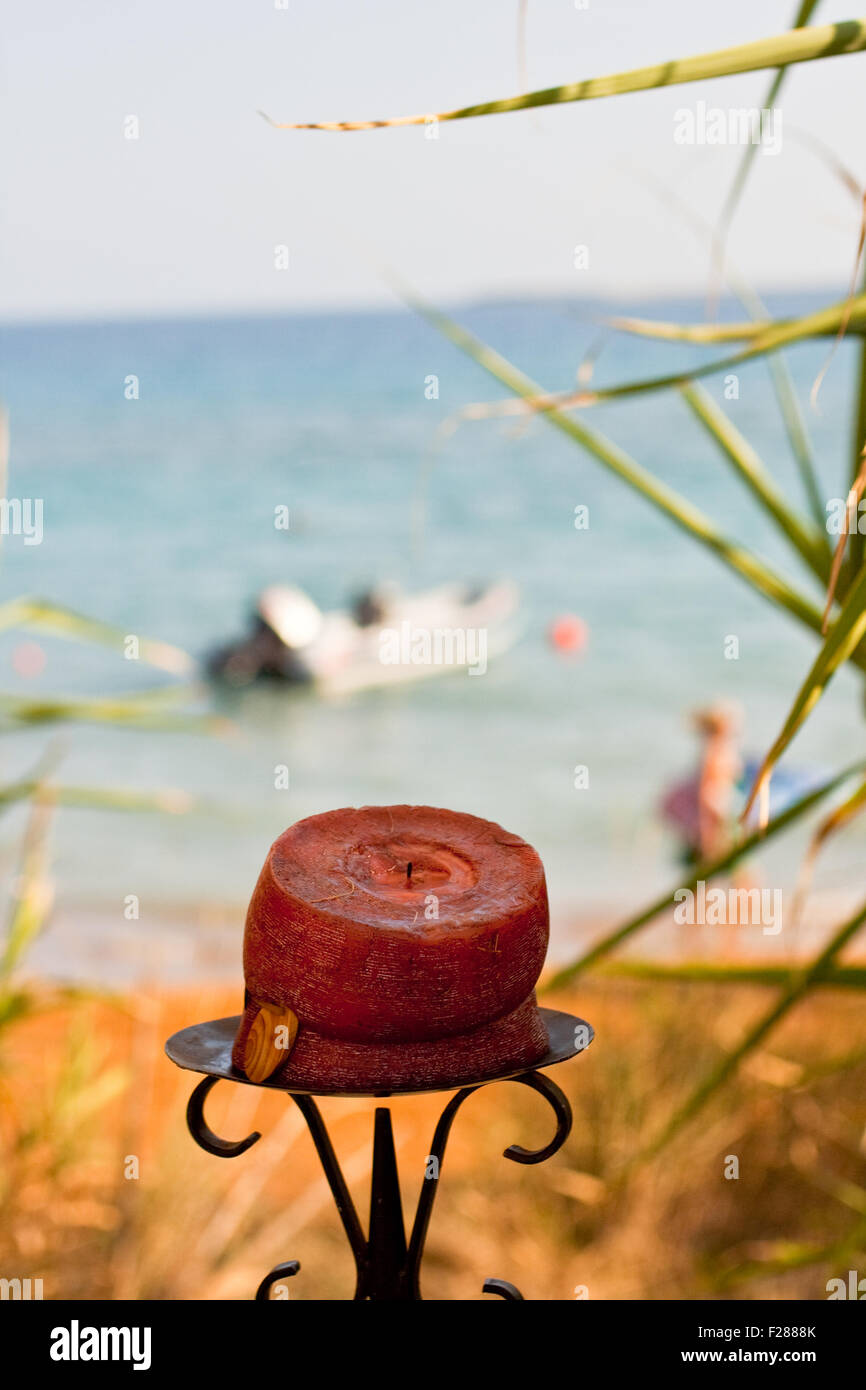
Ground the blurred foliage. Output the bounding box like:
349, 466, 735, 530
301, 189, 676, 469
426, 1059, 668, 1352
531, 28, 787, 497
309, 10, 866, 1292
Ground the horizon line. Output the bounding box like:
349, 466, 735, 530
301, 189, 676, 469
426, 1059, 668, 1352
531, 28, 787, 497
0, 280, 846, 334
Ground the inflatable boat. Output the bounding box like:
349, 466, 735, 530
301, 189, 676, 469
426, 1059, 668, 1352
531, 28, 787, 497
207, 580, 521, 695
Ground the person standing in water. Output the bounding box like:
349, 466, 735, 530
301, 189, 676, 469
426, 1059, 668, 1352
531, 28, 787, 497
693, 702, 743, 864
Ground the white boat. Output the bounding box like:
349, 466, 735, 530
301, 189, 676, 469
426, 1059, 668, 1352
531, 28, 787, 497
209, 580, 521, 694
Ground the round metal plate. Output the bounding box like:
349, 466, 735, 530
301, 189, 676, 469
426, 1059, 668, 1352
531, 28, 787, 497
165, 1007, 594, 1098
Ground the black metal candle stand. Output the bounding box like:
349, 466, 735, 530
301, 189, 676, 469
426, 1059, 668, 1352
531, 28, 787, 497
165, 1007, 593, 1301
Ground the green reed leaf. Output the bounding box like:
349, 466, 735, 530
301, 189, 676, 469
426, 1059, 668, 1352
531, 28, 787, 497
680, 381, 831, 582
266, 18, 866, 131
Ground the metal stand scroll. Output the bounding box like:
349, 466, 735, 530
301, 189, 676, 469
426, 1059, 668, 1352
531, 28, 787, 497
166, 1007, 593, 1301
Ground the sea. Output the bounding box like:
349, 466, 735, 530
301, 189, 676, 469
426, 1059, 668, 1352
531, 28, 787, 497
0, 291, 864, 981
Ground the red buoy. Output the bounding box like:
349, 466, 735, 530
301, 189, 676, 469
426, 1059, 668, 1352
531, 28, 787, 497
549, 614, 588, 655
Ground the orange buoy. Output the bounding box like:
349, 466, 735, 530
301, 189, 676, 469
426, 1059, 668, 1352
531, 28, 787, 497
549, 614, 588, 655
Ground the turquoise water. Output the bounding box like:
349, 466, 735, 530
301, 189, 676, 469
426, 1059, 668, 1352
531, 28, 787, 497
0, 294, 863, 962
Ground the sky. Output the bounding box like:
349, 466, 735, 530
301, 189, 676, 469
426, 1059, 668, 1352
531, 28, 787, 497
2, 0, 866, 321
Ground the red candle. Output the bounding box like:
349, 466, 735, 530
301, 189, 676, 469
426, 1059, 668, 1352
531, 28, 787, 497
232, 805, 550, 1092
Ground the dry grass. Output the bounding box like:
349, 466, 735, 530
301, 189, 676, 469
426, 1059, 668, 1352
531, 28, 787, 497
1, 978, 864, 1301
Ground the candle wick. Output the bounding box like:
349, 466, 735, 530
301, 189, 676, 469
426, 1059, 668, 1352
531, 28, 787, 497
406, 862, 413, 882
